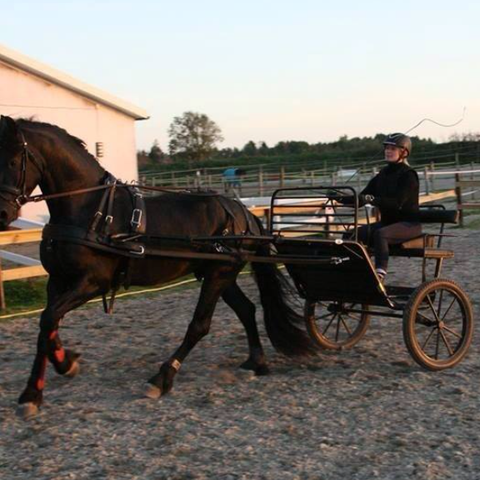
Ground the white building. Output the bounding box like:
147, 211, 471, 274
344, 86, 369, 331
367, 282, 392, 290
0, 43, 148, 223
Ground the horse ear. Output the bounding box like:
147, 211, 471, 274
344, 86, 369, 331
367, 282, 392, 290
0, 116, 19, 141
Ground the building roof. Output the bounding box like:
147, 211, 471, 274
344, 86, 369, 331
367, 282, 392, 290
0, 43, 149, 120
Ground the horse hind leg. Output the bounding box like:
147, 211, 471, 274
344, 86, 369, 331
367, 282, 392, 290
145, 266, 239, 399
222, 282, 269, 375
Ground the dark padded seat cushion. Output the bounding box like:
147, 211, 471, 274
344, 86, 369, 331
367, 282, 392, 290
418, 209, 459, 224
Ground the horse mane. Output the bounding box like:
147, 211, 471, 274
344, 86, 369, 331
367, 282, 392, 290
16, 118, 99, 163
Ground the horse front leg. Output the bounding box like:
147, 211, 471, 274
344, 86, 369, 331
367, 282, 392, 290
145, 267, 238, 399
17, 277, 102, 419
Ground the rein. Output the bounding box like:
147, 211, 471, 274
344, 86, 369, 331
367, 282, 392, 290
1, 134, 222, 208
22, 182, 223, 205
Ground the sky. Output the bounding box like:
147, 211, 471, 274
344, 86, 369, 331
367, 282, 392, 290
1, 0, 480, 151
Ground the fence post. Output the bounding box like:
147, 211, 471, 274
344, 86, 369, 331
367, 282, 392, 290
280, 166, 285, 188
424, 167, 430, 195
264, 207, 271, 232
430, 161, 435, 192
455, 173, 464, 227
258, 168, 264, 197
310, 170, 315, 186
0, 260, 5, 310
472, 162, 477, 199
455, 152, 460, 169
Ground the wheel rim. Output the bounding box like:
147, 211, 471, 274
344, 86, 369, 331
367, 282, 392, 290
413, 287, 469, 363
307, 301, 369, 348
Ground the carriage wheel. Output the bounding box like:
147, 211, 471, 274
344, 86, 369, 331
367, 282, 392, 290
403, 279, 473, 371
304, 301, 370, 350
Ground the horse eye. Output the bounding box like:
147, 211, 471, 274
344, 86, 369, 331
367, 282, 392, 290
9, 160, 16, 167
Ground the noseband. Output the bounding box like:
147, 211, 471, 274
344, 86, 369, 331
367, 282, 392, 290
0, 132, 44, 210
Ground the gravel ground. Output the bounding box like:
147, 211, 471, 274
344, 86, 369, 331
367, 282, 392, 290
0, 228, 478, 480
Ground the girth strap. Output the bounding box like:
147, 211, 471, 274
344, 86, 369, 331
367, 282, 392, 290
43, 224, 146, 258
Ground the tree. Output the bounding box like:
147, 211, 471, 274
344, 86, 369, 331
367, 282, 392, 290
168, 112, 224, 167
242, 140, 257, 156
148, 139, 164, 163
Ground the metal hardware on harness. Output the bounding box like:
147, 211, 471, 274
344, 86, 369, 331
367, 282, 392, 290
105, 215, 113, 224
214, 242, 226, 253
131, 208, 143, 229
332, 256, 350, 265
129, 245, 145, 256
15, 195, 27, 207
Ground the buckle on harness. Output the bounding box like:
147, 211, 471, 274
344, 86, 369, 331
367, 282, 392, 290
15, 195, 28, 208
131, 208, 143, 229
130, 245, 145, 256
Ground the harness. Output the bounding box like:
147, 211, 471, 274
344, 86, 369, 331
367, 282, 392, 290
1, 138, 256, 312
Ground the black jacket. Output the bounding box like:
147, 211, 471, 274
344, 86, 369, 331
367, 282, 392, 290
362, 162, 420, 225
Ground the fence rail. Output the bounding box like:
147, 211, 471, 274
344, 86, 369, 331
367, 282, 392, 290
140, 156, 480, 200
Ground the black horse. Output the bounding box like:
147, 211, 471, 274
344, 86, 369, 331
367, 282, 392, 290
0, 116, 315, 419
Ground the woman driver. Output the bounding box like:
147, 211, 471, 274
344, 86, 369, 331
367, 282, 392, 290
355, 133, 421, 282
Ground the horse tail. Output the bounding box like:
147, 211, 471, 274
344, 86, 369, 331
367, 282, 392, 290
251, 244, 318, 357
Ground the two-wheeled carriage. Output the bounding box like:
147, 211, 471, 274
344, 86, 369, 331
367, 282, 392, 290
259, 186, 473, 370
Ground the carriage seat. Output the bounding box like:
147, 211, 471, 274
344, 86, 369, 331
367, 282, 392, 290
389, 207, 458, 259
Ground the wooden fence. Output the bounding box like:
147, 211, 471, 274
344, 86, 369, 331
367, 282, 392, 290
455, 174, 480, 227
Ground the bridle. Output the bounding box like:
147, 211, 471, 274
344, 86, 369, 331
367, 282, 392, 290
0, 131, 44, 210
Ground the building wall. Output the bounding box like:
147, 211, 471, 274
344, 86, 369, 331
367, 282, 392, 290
0, 61, 138, 223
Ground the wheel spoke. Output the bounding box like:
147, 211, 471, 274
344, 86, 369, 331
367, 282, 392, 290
340, 316, 352, 335
421, 326, 437, 351
437, 289, 444, 319
344, 312, 361, 322
426, 295, 441, 323
322, 314, 337, 335
439, 329, 454, 356
335, 315, 341, 342
443, 325, 462, 339
435, 328, 440, 359
416, 311, 436, 326
440, 298, 457, 323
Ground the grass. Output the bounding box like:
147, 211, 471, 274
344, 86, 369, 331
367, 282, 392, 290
0, 275, 201, 320
3, 278, 48, 315
0, 266, 259, 321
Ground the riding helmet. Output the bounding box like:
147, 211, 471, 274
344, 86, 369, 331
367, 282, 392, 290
383, 133, 412, 156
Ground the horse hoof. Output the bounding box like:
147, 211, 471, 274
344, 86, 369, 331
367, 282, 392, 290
64, 361, 80, 378
144, 383, 162, 400
16, 402, 39, 420
255, 364, 271, 376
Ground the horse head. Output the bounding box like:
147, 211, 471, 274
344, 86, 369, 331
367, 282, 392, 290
0, 116, 44, 229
